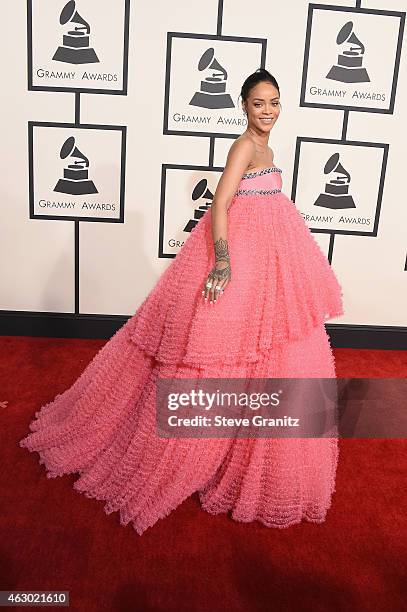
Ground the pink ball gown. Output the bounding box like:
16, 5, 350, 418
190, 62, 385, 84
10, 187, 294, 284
19, 164, 344, 535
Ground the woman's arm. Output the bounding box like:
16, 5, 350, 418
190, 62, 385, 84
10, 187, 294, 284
203, 138, 255, 303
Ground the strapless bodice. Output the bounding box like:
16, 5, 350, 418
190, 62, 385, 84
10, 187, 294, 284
235, 165, 283, 196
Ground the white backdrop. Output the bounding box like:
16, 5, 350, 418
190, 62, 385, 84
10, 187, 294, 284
0, 0, 406, 329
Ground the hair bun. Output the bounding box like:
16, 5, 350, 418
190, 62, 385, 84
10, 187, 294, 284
239, 68, 280, 104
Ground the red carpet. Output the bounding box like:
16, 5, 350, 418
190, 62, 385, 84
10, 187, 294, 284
1, 335, 406, 611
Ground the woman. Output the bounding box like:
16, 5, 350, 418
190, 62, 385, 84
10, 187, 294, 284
19, 68, 344, 535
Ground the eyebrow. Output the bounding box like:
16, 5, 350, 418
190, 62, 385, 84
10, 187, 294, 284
253, 97, 279, 101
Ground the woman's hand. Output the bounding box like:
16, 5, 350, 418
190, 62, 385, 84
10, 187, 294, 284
202, 248, 232, 304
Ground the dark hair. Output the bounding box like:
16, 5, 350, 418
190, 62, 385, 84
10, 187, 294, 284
238, 68, 281, 110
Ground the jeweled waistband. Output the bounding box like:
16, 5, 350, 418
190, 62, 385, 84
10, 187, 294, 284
235, 188, 282, 196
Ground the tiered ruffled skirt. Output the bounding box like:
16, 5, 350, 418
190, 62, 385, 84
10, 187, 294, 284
19, 191, 344, 534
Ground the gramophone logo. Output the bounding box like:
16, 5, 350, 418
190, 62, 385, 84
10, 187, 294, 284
159, 166, 224, 256
314, 153, 356, 210
326, 21, 370, 84
183, 178, 213, 232
54, 136, 98, 196
164, 33, 266, 135
189, 48, 235, 110
52, 0, 100, 65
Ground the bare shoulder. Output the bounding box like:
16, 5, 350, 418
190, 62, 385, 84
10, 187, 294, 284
212, 136, 255, 203
225, 136, 255, 172
229, 134, 256, 158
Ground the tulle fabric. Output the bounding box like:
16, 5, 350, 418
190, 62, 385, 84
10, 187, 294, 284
128, 188, 344, 365
19, 321, 339, 535
19, 170, 344, 535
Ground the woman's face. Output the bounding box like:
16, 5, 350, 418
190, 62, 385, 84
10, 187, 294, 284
243, 81, 281, 132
